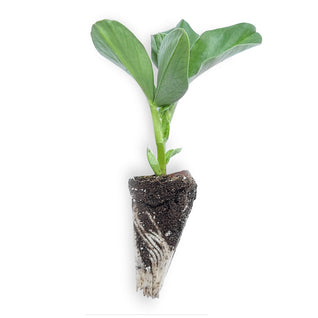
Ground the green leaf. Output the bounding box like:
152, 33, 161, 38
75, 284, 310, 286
147, 148, 162, 175
176, 19, 199, 48
151, 32, 167, 68
159, 104, 177, 142
91, 19, 155, 100
189, 23, 262, 79
154, 29, 190, 106
165, 148, 182, 164
161, 115, 170, 143
151, 19, 198, 67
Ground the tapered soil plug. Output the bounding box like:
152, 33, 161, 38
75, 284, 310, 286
128, 170, 197, 298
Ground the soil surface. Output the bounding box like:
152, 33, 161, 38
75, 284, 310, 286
129, 170, 197, 271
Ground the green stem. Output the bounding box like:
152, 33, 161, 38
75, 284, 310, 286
156, 142, 166, 174
149, 101, 166, 175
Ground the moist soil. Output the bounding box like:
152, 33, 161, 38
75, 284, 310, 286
129, 170, 197, 270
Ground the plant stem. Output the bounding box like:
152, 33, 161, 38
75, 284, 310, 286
156, 142, 166, 174
149, 101, 166, 175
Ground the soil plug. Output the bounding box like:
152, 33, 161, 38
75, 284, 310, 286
129, 170, 197, 297
91, 19, 262, 297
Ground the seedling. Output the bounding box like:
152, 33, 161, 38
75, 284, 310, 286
91, 19, 261, 175
91, 19, 262, 297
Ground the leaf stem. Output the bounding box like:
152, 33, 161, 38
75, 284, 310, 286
149, 101, 166, 175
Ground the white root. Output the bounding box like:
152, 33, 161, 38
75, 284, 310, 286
133, 203, 175, 298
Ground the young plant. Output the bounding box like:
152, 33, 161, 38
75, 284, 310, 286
91, 19, 262, 298
91, 19, 262, 175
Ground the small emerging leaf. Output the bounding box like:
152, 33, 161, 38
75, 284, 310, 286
151, 32, 167, 68
165, 148, 182, 164
176, 19, 199, 47
189, 23, 262, 79
154, 29, 190, 106
151, 19, 198, 67
161, 116, 170, 143
147, 148, 162, 175
159, 104, 177, 142
91, 20, 155, 100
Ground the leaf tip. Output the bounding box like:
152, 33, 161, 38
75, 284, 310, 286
255, 32, 262, 44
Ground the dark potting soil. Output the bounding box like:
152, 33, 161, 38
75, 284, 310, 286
128, 170, 197, 269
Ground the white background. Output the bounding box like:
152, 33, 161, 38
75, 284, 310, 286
0, 0, 317, 317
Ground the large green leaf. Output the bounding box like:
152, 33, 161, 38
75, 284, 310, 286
154, 29, 190, 106
91, 20, 155, 100
189, 23, 262, 79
